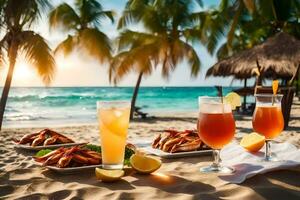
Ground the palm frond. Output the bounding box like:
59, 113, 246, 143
96, 10, 115, 23
109, 51, 129, 83
216, 42, 229, 60
181, 42, 201, 77
0, 34, 9, 67
0, 46, 4, 68
75, 0, 114, 27
117, 0, 145, 29
203, 11, 227, 54
20, 31, 56, 85
3, 0, 52, 28
110, 51, 135, 84
170, 39, 185, 67
79, 28, 112, 63
49, 3, 80, 32
75, 0, 103, 18
227, 2, 243, 51
110, 42, 160, 84
183, 28, 203, 43
54, 35, 77, 56
117, 30, 158, 51
118, 1, 164, 33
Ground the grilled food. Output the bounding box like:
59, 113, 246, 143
13, 129, 75, 147
152, 129, 210, 153
34, 146, 101, 168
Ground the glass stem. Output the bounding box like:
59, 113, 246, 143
265, 140, 271, 160
212, 149, 221, 168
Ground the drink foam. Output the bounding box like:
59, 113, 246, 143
199, 102, 232, 113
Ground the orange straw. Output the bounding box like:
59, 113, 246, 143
272, 80, 279, 105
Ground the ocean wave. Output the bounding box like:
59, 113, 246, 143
4, 114, 48, 121
8, 94, 103, 102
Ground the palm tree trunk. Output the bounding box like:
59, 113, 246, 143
130, 72, 143, 120
0, 41, 18, 130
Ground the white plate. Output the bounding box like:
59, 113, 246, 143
143, 146, 212, 158
45, 165, 102, 174
15, 142, 86, 151
34, 161, 102, 174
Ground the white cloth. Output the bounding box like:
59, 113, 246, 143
220, 142, 300, 184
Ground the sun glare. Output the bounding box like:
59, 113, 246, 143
14, 63, 34, 80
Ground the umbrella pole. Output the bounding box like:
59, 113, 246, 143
255, 59, 262, 86
243, 79, 247, 112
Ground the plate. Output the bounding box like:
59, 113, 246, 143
143, 146, 212, 158
34, 161, 102, 174
44, 165, 102, 174
15, 142, 86, 151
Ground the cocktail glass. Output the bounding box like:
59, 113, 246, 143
252, 94, 284, 161
198, 97, 236, 173
97, 101, 130, 169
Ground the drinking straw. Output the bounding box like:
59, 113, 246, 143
272, 80, 279, 106
215, 86, 224, 112
215, 86, 223, 102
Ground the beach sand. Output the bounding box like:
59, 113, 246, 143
0, 99, 299, 199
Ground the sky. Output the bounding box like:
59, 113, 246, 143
0, 0, 250, 87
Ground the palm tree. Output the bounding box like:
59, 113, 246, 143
48, 0, 115, 64
0, 0, 56, 130
110, 0, 202, 119
197, 0, 300, 58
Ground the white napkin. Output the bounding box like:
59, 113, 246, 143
220, 142, 300, 184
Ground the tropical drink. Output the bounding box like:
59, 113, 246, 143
198, 96, 237, 174
97, 101, 130, 169
252, 94, 284, 161
252, 106, 284, 139
198, 112, 235, 149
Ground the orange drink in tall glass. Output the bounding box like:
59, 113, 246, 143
252, 94, 284, 161
97, 101, 130, 169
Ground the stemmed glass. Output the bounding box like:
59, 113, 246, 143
252, 94, 284, 161
197, 97, 236, 173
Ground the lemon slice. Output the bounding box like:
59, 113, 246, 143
130, 154, 161, 174
240, 132, 265, 152
224, 92, 241, 110
95, 168, 124, 182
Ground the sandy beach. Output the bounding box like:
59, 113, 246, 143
0, 99, 299, 199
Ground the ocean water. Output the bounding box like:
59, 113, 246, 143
3, 87, 237, 127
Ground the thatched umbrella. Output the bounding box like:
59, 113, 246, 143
206, 32, 300, 80
206, 32, 300, 113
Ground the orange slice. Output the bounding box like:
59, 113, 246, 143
130, 154, 161, 174
240, 132, 265, 152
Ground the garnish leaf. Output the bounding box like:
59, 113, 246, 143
35, 149, 52, 157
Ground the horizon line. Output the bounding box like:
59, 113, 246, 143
2, 85, 241, 88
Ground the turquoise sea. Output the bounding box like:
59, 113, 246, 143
3, 87, 238, 127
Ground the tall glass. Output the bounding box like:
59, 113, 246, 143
97, 101, 131, 169
252, 94, 284, 161
198, 97, 236, 174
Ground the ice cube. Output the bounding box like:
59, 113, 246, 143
114, 109, 123, 117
